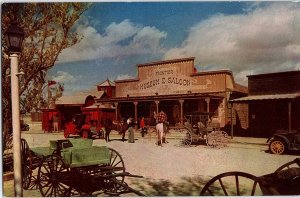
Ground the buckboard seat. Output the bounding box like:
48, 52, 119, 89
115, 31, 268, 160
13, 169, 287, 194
48, 138, 110, 168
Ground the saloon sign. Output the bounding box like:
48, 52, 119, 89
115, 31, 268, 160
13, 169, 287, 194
121, 63, 215, 97
139, 69, 193, 90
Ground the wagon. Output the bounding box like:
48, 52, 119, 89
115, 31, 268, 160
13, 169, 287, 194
21, 138, 144, 196
64, 114, 104, 139
178, 112, 230, 147
200, 158, 300, 196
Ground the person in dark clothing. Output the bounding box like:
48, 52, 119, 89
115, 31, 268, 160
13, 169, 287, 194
127, 118, 135, 143
104, 119, 113, 142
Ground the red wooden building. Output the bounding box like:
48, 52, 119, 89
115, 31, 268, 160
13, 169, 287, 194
41, 79, 116, 132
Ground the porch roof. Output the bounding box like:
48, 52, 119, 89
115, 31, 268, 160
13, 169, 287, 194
230, 93, 300, 103
82, 103, 115, 109
97, 92, 224, 103
56, 91, 105, 105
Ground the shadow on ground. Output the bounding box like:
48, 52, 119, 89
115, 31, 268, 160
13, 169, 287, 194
129, 174, 266, 196
129, 175, 210, 196
5, 174, 261, 197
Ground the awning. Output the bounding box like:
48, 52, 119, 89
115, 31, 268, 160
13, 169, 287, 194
82, 103, 115, 109
230, 93, 300, 103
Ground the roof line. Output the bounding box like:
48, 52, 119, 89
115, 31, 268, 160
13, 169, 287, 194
137, 57, 195, 67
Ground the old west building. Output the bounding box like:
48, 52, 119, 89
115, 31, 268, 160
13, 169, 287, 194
98, 57, 248, 129
42, 79, 115, 131
230, 71, 300, 137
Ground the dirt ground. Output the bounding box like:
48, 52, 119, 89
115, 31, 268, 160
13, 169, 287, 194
3, 127, 299, 196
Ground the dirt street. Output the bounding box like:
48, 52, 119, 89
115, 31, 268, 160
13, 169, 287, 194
3, 130, 299, 196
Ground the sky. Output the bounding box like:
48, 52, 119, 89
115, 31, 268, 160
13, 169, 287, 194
47, 2, 300, 95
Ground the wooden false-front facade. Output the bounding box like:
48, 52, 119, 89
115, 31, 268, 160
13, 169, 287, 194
231, 71, 300, 137
98, 57, 247, 130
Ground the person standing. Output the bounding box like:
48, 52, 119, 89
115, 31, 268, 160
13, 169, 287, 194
53, 114, 59, 132
155, 110, 167, 146
127, 117, 135, 143
140, 117, 146, 137
104, 119, 113, 142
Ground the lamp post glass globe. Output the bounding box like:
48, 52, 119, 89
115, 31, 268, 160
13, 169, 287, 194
5, 22, 24, 53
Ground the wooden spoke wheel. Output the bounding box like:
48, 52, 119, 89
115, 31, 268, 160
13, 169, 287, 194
104, 148, 126, 196
206, 131, 229, 148
269, 139, 286, 155
21, 138, 32, 190
37, 155, 71, 197
181, 128, 193, 146
275, 158, 300, 172
200, 171, 262, 196
206, 132, 218, 147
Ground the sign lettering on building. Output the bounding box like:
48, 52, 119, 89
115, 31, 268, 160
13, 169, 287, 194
117, 60, 218, 97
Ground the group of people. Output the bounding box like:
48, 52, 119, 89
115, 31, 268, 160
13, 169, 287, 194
63, 111, 169, 146
124, 110, 169, 146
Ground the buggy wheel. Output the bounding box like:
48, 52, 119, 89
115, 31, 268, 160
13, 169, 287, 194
38, 155, 71, 197
21, 138, 31, 189
206, 132, 217, 147
206, 131, 229, 148
104, 148, 126, 196
200, 171, 262, 196
275, 158, 300, 172
269, 139, 286, 155
181, 128, 193, 146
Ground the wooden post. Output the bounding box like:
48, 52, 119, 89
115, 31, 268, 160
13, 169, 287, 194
205, 97, 210, 112
288, 101, 291, 132
134, 101, 138, 122
114, 102, 118, 121
96, 104, 100, 127
155, 100, 159, 113
179, 99, 184, 124
231, 104, 234, 139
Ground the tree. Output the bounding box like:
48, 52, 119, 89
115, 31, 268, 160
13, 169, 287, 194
2, 3, 90, 153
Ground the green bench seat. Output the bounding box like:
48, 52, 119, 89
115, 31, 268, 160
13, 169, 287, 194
61, 146, 110, 168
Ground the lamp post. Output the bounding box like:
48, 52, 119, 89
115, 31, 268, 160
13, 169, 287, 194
5, 21, 25, 197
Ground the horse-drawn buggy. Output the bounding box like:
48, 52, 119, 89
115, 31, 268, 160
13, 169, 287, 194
200, 158, 300, 196
21, 137, 144, 196
64, 114, 129, 142
64, 114, 102, 139
177, 112, 230, 147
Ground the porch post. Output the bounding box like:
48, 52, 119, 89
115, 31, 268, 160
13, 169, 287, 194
288, 101, 291, 132
114, 102, 118, 121
155, 100, 159, 113
231, 104, 234, 139
134, 101, 138, 122
205, 97, 210, 112
179, 99, 184, 124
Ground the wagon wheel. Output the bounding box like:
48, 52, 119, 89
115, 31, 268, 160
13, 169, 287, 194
21, 138, 32, 190
206, 131, 229, 148
275, 158, 300, 172
200, 171, 263, 196
38, 154, 71, 197
218, 131, 230, 145
181, 127, 193, 146
104, 148, 126, 196
269, 138, 286, 155
206, 131, 218, 147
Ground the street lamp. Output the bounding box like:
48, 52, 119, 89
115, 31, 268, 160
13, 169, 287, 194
5, 21, 25, 197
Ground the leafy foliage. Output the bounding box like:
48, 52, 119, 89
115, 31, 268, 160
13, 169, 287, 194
1, 3, 90, 152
